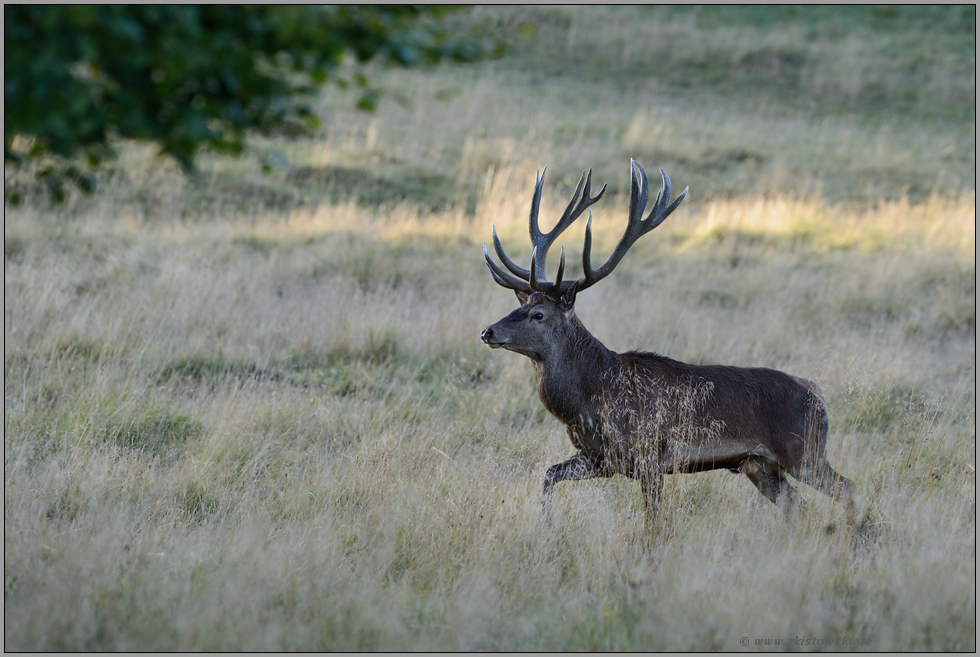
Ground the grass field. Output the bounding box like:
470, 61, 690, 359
4, 6, 976, 651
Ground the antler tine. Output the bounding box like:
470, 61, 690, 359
491, 225, 531, 279
530, 245, 566, 293
578, 160, 687, 293
552, 245, 566, 290
484, 243, 533, 293
644, 168, 688, 230
527, 167, 548, 244
629, 159, 650, 230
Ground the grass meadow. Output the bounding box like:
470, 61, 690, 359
4, 6, 976, 651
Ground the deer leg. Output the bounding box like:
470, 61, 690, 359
740, 458, 803, 517
794, 461, 856, 505
639, 467, 664, 524
543, 452, 603, 515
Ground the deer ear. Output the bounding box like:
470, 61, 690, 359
514, 289, 531, 305
559, 282, 578, 313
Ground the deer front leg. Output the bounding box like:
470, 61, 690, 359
543, 452, 603, 515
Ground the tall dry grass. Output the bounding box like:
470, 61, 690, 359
4, 6, 975, 651
5, 180, 974, 649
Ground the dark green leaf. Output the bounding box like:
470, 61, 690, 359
3, 5, 502, 202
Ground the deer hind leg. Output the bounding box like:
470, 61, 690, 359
639, 468, 664, 525
740, 458, 804, 517
794, 461, 856, 505
543, 452, 604, 515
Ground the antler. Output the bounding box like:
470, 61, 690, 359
485, 160, 687, 299
577, 160, 687, 293
485, 167, 606, 295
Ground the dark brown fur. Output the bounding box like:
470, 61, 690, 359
482, 289, 855, 518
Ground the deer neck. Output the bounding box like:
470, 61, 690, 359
531, 314, 617, 428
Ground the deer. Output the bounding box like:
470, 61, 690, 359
480, 160, 855, 521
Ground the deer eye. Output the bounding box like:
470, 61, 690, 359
532, 311, 545, 321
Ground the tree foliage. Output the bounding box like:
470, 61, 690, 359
4, 5, 498, 200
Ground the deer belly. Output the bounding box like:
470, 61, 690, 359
663, 439, 769, 474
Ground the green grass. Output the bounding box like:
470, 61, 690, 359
4, 6, 976, 652
481, 6, 975, 121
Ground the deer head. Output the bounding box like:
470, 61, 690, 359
480, 160, 688, 358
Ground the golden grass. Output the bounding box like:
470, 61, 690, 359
5, 183, 974, 650
4, 6, 975, 651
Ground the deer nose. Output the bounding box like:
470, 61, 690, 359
480, 327, 494, 343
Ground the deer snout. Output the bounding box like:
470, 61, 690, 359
481, 326, 505, 348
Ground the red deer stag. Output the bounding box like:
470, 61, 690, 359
480, 161, 854, 519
